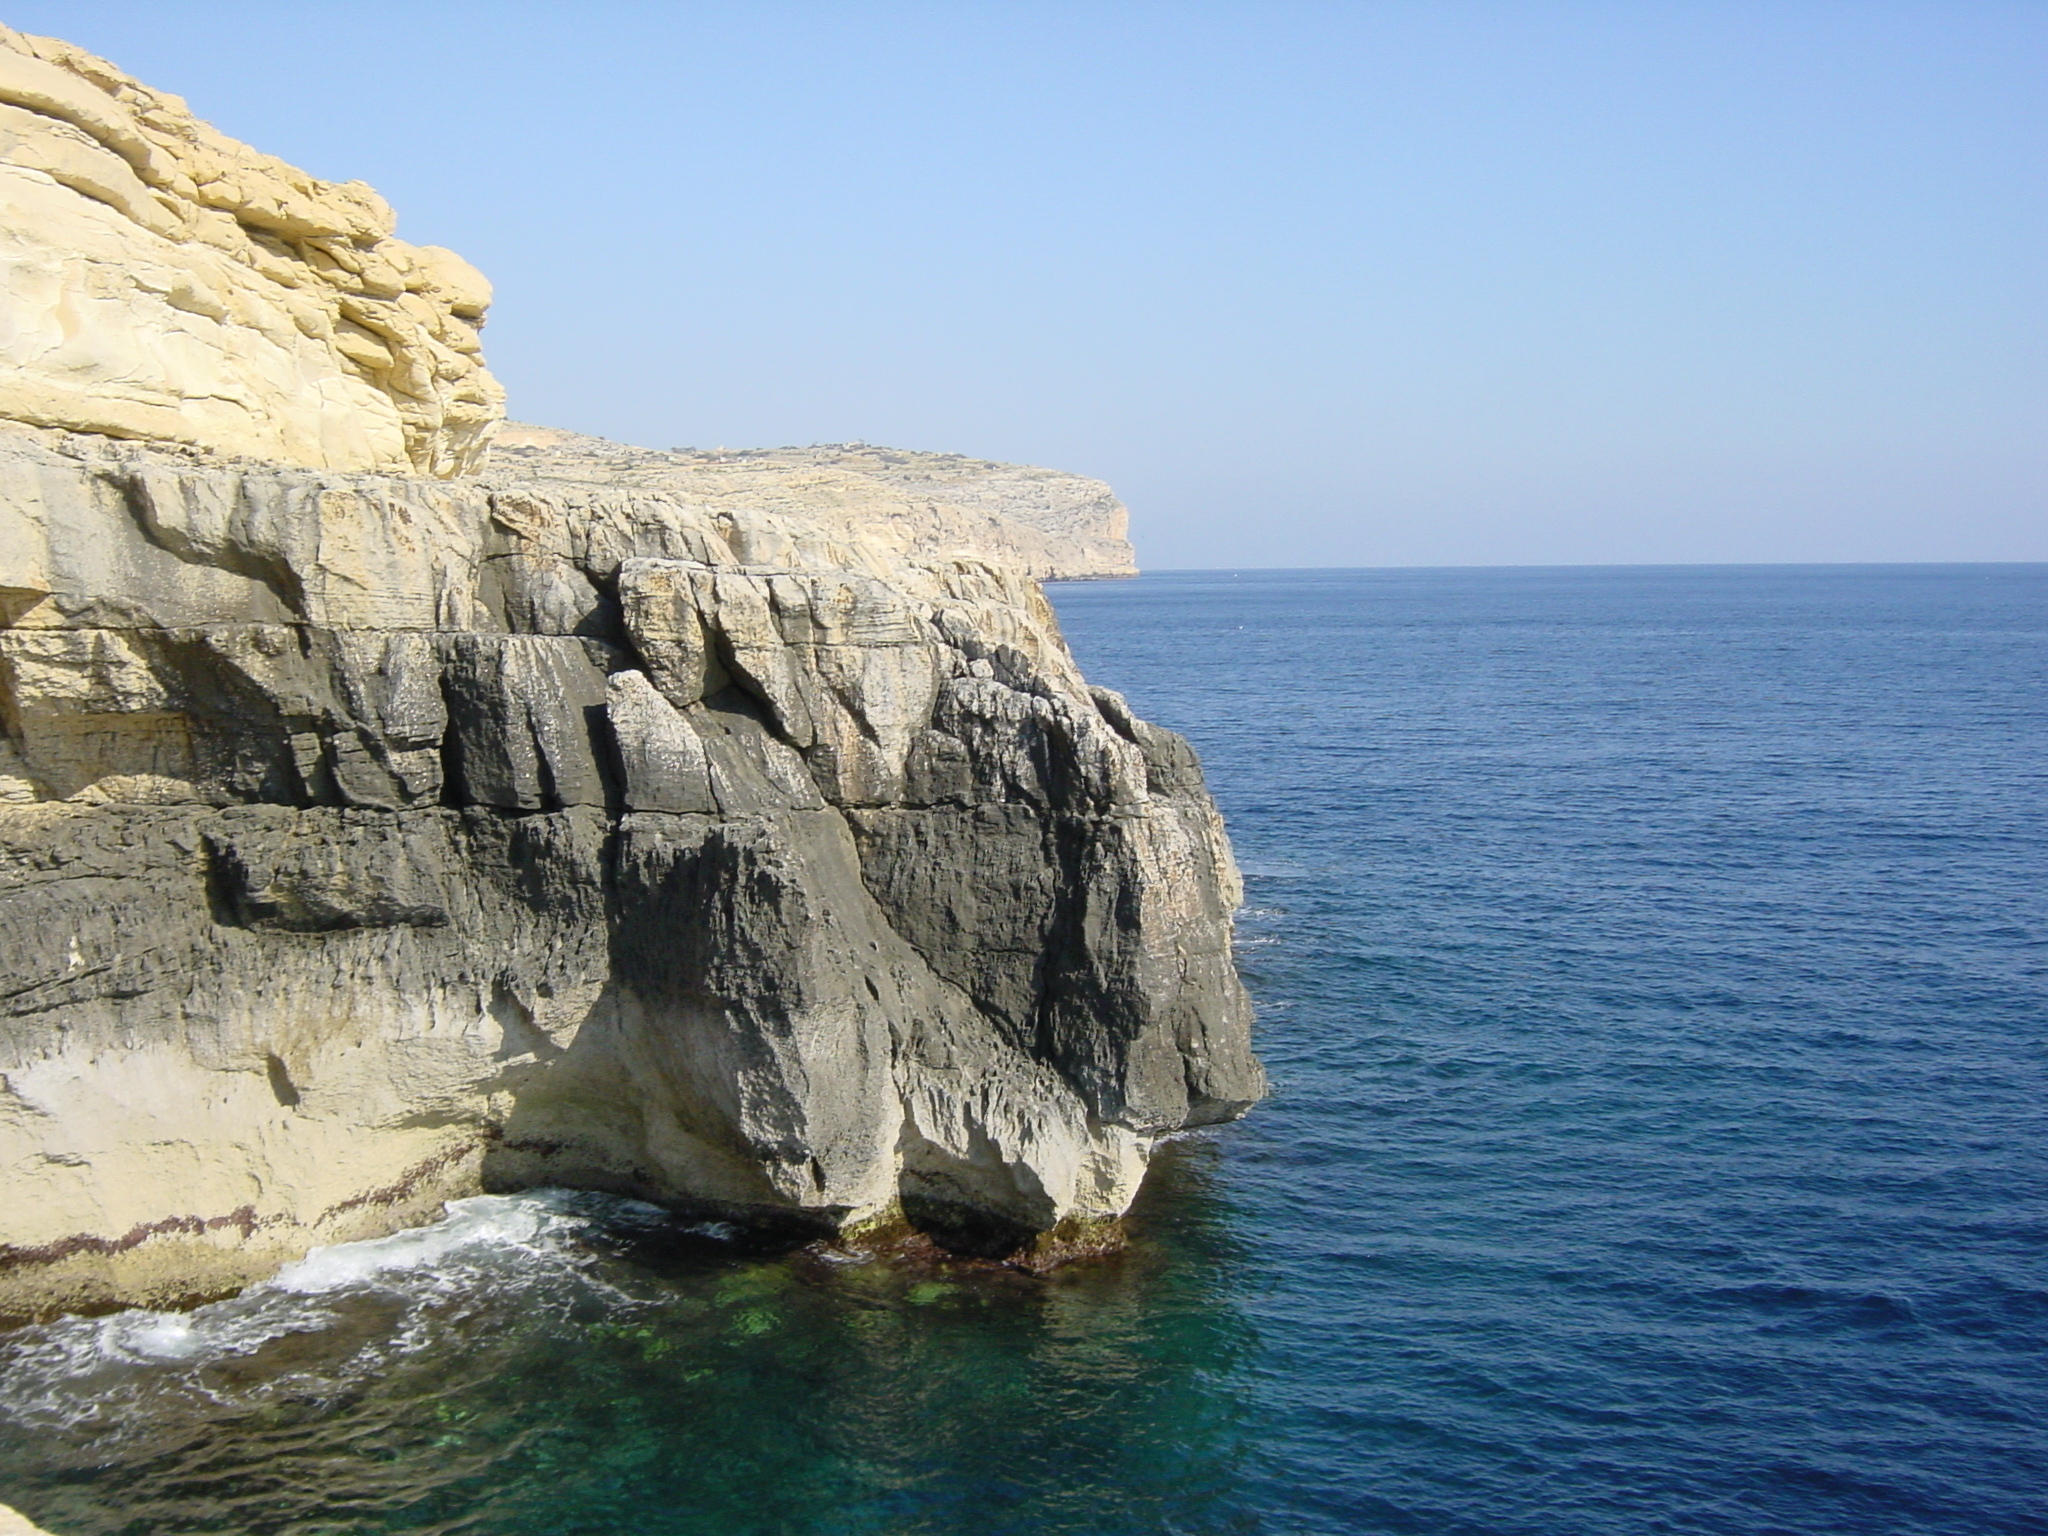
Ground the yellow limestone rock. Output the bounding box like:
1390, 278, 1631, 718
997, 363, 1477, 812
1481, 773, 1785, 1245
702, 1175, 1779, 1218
0, 27, 502, 476
0, 1505, 58, 1536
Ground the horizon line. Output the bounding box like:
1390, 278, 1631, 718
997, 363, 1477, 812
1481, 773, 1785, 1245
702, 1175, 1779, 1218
1059, 559, 2048, 580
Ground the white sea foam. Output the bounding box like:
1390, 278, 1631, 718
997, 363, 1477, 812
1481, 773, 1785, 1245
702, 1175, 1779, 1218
0, 1191, 666, 1433
271, 1192, 581, 1295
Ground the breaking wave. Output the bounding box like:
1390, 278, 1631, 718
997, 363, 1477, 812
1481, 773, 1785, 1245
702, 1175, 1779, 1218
0, 1191, 689, 1437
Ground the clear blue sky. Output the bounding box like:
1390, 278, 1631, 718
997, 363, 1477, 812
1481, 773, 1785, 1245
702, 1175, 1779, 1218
20, 2, 2044, 566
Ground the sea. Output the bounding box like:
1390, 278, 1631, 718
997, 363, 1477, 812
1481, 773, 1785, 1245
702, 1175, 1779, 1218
1, 564, 2042, 1536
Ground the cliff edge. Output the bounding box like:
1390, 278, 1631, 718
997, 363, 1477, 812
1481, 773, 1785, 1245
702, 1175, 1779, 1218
492, 424, 1138, 581
0, 30, 1258, 1323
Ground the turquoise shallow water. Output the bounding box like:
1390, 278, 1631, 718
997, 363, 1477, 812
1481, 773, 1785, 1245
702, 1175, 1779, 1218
2, 564, 2043, 1535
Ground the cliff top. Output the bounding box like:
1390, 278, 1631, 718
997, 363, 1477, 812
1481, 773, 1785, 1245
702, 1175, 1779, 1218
489, 423, 1137, 581
0, 20, 1136, 572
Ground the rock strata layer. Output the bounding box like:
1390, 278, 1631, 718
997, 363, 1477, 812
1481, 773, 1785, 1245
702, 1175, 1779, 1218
0, 26, 501, 475
0, 417, 1261, 1319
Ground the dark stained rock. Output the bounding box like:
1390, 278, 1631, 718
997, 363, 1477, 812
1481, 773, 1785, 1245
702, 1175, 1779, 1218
0, 421, 1262, 1319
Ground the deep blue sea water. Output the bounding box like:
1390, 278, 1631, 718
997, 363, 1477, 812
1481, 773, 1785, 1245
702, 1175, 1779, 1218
2, 564, 2043, 1535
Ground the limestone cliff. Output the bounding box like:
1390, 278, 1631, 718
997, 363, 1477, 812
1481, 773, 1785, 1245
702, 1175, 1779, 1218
0, 33, 1259, 1323
0, 25, 501, 475
493, 424, 1138, 581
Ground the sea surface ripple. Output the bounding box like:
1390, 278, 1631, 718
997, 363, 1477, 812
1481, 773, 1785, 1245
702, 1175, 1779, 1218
2, 564, 2042, 1535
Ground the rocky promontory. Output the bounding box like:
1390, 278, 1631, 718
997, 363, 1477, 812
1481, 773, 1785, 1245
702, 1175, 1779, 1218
0, 27, 1260, 1322
492, 423, 1139, 581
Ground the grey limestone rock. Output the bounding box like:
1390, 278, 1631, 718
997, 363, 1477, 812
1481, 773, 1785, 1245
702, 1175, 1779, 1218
0, 418, 1262, 1319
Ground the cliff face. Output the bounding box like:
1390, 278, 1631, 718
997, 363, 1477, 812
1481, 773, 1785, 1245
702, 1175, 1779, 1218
0, 420, 1260, 1318
0, 25, 501, 475
494, 424, 1139, 581
0, 33, 1259, 1323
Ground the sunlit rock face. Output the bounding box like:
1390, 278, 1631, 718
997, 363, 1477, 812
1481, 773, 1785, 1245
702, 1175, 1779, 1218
0, 26, 502, 475
0, 33, 1260, 1322
491, 423, 1140, 581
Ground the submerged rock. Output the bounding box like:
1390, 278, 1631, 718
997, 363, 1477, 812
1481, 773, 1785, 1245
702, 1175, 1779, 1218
0, 30, 1261, 1322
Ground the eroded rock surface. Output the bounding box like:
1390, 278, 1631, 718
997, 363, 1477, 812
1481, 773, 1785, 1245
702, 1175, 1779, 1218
491, 423, 1137, 581
0, 26, 501, 475
0, 420, 1261, 1318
